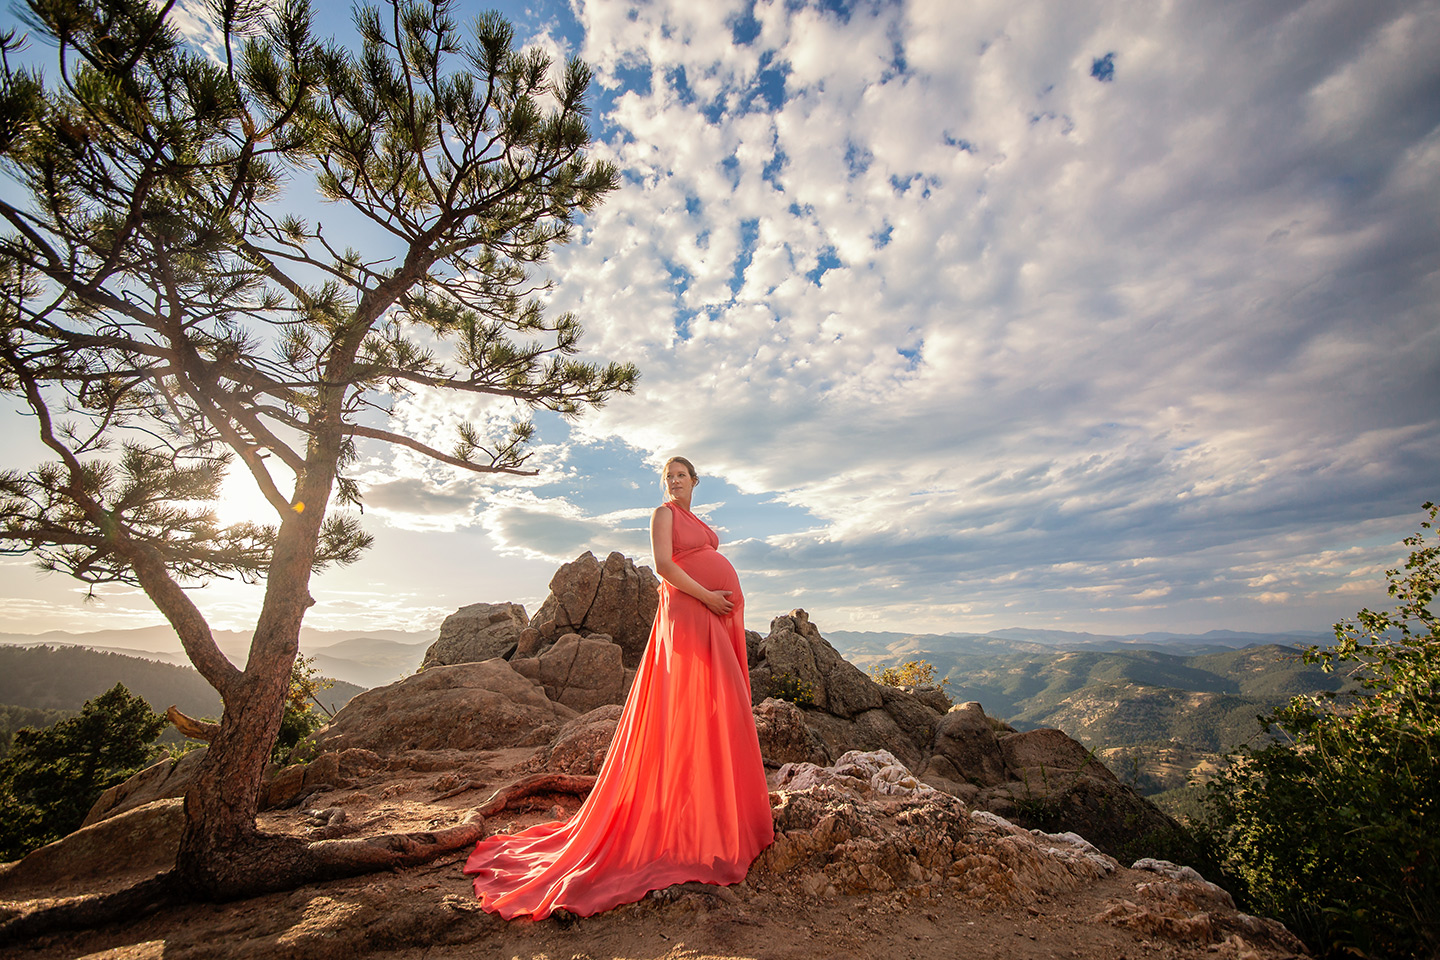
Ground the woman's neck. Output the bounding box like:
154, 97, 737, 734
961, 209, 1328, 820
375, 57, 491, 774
668, 494, 693, 512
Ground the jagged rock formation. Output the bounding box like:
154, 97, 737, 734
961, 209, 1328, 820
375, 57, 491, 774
420, 602, 529, 669
510, 633, 635, 714
304, 660, 575, 754
520, 551, 660, 666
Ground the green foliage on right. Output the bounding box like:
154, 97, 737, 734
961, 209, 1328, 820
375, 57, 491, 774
272, 655, 334, 763
869, 658, 950, 689
1202, 502, 1440, 959
0, 683, 166, 861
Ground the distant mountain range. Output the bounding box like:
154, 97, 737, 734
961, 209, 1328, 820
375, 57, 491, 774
825, 626, 1333, 657
826, 627, 1343, 745
0, 626, 435, 690
824, 627, 1346, 808
0, 644, 369, 756
0, 645, 366, 717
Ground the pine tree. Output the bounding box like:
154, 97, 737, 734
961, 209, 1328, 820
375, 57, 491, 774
0, 683, 166, 860
0, 0, 635, 923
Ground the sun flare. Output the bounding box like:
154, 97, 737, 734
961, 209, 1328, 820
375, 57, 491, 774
211, 460, 296, 529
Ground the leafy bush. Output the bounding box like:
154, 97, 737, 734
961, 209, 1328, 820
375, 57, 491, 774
869, 658, 954, 710
272, 655, 335, 763
1201, 502, 1440, 959
765, 672, 816, 707
0, 683, 166, 860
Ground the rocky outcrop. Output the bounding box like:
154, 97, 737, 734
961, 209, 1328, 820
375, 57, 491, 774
773, 748, 937, 799
261, 747, 392, 810
510, 634, 632, 714
82, 748, 207, 828
751, 697, 830, 767
0, 798, 183, 899
420, 602, 529, 669
749, 610, 882, 718
757, 755, 1117, 903
922, 700, 1010, 795
519, 705, 624, 777
746, 609, 1190, 863
1099, 858, 1306, 954
304, 660, 576, 755
757, 752, 1302, 956
522, 551, 660, 667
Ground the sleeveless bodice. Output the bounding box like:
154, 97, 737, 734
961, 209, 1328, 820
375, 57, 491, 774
663, 500, 743, 607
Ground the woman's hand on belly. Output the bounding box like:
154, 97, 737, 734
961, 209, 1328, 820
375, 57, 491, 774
700, 589, 734, 616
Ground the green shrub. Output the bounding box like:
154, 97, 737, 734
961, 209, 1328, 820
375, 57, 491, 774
1201, 502, 1440, 959
869, 659, 954, 710
272, 655, 334, 763
766, 672, 815, 707
0, 683, 166, 860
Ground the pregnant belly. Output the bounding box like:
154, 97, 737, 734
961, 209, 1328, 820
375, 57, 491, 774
675, 548, 743, 602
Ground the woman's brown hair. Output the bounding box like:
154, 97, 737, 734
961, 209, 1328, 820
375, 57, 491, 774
661, 456, 698, 485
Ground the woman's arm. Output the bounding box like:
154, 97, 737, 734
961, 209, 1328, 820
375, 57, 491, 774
651, 506, 734, 616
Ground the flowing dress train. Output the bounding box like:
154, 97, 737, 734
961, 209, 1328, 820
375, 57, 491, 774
464, 500, 774, 919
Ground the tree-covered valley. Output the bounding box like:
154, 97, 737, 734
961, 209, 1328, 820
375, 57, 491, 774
831, 629, 1352, 810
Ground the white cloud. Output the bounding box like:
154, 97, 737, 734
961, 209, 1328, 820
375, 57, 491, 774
168, 0, 227, 62
533, 0, 1440, 632
6, 0, 1431, 637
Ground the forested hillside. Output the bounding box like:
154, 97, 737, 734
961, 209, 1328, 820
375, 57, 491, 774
0, 646, 363, 732
0, 704, 69, 759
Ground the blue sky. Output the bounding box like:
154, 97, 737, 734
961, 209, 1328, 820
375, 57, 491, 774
1, 0, 1438, 640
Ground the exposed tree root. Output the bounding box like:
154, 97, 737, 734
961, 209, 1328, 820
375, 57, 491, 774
0, 814, 487, 945
473, 772, 596, 818
0, 870, 181, 947
303, 809, 489, 878
0, 773, 598, 946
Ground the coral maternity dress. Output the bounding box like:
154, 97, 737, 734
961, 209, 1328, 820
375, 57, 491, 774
464, 500, 774, 919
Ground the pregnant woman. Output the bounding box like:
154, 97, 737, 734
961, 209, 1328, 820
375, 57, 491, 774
464, 456, 774, 919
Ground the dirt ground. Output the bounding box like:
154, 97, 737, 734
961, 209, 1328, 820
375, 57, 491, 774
1, 749, 1304, 960
5, 853, 1286, 960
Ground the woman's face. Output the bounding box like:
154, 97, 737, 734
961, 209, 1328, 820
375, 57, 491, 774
663, 462, 696, 501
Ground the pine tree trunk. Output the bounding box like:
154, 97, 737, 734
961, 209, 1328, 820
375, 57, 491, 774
173, 483, 322, 898
174, 670, 294, 897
